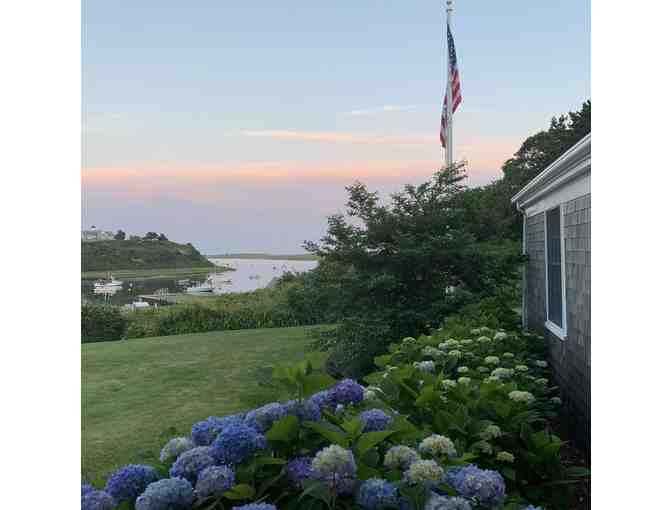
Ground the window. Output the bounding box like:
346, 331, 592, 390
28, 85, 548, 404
545, 207, 566, 337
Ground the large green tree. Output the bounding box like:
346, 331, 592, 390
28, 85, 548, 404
304, 163, 522, 376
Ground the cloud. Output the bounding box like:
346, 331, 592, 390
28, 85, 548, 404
346, 104, 417, 116
240, 130, 433, 146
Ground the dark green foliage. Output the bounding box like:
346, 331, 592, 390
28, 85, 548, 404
452, 100, 590, 242
81, 303, 127, 343
113, 229, 126, 240
81, 239, 213, 271
303, 163, 524, 376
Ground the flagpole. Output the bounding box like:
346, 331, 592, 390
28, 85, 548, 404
445, 0, 454, 169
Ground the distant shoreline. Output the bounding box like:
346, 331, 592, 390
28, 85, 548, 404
207, 253, 319, 261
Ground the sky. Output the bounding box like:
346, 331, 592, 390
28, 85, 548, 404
82, 0, 590, 254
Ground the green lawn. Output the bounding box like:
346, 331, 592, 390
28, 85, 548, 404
82, 325, 324, 485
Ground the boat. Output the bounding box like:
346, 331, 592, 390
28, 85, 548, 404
94, 274, 123, 288
186, 278, 215, 294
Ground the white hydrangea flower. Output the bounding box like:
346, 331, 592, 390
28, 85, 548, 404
508, 390, 535, 404
502, 352, 515, 359
535, 378, 548, 386
447, 350, 462, 358
458, 377, 471, 385
402, 337, 416, 347
404, 459, 444, 485
493, 331, 507, 341
484, 376, 501, 384
419, 434, 457, 458
480, 424, 502, 440
159, 437, 196, 463
550, 397, 562, 405
496, 451, 515, 463
441, 379, 457, 389
515, 365, 529, 372
491, 368, 514, 379
457, 366, 469, 374
484, 356, 500, 366
470, 328, 481, 336
462, 352, 476, 359
422, 346, 446, 359
477, 336, 492, 344
460, 339, 473, 346
535, 360, 548, 368
312, 445, 355, 476
383, 445, 420, 470
438, 339, 460, 351
477, 366, 489, 373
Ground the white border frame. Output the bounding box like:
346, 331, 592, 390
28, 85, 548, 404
544, 205, 568, 340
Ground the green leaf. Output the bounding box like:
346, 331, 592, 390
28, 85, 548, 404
565, 466, 591, 478
299, 480, 331, 505
304, 420, 349, 447
341, 417, 364, 437
224, 484, 255, 500
501, 467, 517, 481
266, 415, 299, 443
255, 456, 288, 466
355, 430, 394, 457
300, 373, 336, 396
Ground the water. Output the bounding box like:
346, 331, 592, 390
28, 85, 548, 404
82, 258, 318, 306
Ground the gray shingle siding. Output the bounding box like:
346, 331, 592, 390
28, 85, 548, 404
524, 194, 591, 449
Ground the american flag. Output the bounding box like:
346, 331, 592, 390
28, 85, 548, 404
440, 23, 462, 148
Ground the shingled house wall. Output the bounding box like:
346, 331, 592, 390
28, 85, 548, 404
524, 194, 591, 449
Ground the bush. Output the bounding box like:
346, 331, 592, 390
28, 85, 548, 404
81, 303, 127, 343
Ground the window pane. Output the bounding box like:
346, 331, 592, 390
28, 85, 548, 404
546, 208, 563, 328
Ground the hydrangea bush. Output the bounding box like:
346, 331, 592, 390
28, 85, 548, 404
83, 318, 587, 510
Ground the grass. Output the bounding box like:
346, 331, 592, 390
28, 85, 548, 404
82, 325, 327, 485
81, 266, 228, 281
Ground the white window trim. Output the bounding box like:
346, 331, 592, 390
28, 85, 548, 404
544, 206, 567, 340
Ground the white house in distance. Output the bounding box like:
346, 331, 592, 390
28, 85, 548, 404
81, 227, 115, 242
511, 133, 591, 449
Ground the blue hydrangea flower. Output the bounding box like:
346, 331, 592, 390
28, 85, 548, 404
81, 483, 95, 499
284, 398, 322, 422
244, 402, 288, 432
191, 415, 244, 446
328, 378, 364, 406
82, 489, 115, 510
308, 390, 334, 410
105, 464, 159, 503
169, 446, 216, 484
444, 465, 506, 508
286, 456, 317, 488
195, 465, 235, 501
160, 436, 196, 463
424, 492, 472, 510
356, 478, 399, 509
232, 504, 278, 510
209, 421, 267, 465
135, 477, 194, 510
521, 506, 543, 510
358, 409, 393, 432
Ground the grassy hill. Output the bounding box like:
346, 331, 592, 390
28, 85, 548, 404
82, 240, 214, 272
81, 325, 328, 484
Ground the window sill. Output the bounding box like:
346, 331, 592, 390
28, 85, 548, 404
545, 321, 567, 340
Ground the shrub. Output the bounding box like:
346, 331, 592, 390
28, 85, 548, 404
81, 303, 127, 343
